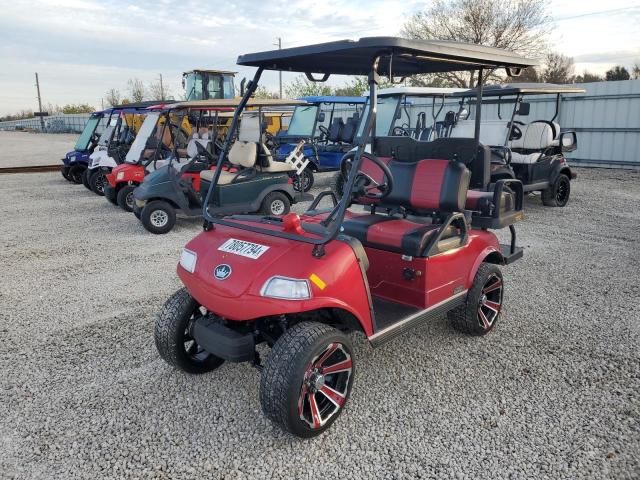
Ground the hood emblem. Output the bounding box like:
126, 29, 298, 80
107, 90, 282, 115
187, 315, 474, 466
214, 264, 232, 280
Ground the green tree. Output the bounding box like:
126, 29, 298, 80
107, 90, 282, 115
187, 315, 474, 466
253, 86, 279, 99
284, 76, 332, 98
605, 66, 630, 81
62, 104, 95, 114
574, 71, 602, 83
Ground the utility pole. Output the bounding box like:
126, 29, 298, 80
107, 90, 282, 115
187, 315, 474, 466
35, 72, 45, 131
274, 37, 282, 98
159, 73, 164, 100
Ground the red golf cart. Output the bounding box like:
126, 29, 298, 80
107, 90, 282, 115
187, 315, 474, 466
154, 37, 536, 437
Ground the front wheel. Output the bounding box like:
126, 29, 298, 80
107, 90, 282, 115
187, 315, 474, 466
140, 200, 176, 234
154, 288, 224, 374
60, 165, 71, 181
330, 171, 345, 199
292, 168, 314, 193
448, 263, 504, 335
542, 173, 570, 207
261, 192, 290, 216
81, 168, 92, 190
68, 164, 85, 184
260, 322, 354, 438
89, 170, 107, 196
117, 185, 136, 212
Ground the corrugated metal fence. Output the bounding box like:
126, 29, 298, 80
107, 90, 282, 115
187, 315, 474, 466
0, 113, 96, 133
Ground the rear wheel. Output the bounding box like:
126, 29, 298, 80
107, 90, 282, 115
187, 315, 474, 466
89, 170, 107, 196
68, 164, 85, 184
293, 168, 314, 193
261, 192, 290, 216
140, 200, 176, 234
448, 263, 504, 335
117, 185, 136, 212
260, 322, 354, 438
542, 173, 570, 207
154, 288, 224, 374
330, 172, 345, 199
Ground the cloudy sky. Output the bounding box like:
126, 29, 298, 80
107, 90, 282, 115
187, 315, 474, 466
0, 0, 639, 115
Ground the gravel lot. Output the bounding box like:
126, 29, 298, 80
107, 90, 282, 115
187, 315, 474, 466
0, 168, 638, 479
0, 131, 76, 168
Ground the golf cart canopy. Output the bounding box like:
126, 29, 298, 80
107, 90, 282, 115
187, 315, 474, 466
300, 96, 366, 104
111, 100, 176, 113
455, 83, 586, 97
237, 37, 537, 76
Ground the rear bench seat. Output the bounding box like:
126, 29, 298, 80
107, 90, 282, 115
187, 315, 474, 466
341, 159, 470, 257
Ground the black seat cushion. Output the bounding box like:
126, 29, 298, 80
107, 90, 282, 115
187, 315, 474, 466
327, 118, 344, 143
342, 214, 455, 257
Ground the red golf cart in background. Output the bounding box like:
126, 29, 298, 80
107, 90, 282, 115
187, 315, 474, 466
153, 37, 536, 437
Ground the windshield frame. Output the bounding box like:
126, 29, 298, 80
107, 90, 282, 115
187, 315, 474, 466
74, 115, 102, 151
280, 104, 319, 138
124, 112, 161, 164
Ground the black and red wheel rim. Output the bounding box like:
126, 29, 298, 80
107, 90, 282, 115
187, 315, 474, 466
298, 342, 352, 430
478, 274, 503, 330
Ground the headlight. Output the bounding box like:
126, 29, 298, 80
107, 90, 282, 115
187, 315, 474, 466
116, 171, 125, 180
260, 276, 311, 300
179, 249, 197, 273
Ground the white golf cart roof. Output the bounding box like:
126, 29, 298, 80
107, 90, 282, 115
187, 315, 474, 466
374, 86, 466, 97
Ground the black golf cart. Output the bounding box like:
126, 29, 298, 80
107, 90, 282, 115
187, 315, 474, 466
133, 99, 312, 234
452, 84, 585, 206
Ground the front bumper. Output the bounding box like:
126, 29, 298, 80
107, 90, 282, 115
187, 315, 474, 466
192, 317, 255, 362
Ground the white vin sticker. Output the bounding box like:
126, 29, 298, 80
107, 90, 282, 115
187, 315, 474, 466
218, 238, 269, 259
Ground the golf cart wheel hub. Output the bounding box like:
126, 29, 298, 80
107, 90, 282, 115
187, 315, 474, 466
298, 342, 352, 429
150, 210, 169, 227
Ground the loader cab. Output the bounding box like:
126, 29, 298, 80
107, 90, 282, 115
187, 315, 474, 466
183, 70, 237, 101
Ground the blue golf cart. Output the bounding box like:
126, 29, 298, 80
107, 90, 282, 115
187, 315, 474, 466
60, 110, 105, 183
274, 95, 365, 191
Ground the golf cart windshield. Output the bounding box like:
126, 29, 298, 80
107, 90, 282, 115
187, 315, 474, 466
97, 116, 118, 146
125, 112, 161, 163
74, 116, 101, 151
286, 105, 319, 137
356, 96, 401, 138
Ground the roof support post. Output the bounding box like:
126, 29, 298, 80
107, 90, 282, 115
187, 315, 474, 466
202, 67, 264, 225
473, 68, 484, 142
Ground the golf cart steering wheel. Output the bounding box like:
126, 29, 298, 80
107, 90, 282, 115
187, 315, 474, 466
264, 131, 276, 149
509, 123, 523, 141
340, 152, 394, 200
318, 125, 330, 140
392, 126, 411, 137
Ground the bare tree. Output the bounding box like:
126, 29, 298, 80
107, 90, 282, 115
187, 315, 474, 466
631, 63, 640, 80
541, 52, 574, 83
401, 0, 551, 87
148, 77, 173, 101
104, 88, 121, 107
127, 78, 146, 102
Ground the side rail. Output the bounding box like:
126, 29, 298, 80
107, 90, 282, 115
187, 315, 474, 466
471, 179, 524, 229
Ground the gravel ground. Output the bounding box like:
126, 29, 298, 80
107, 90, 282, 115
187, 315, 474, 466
0, 131, 76, 168
0, 168, 638, 479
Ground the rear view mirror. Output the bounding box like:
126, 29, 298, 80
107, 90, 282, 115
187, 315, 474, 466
517, 102, 530, 116
318, 112, 325, 123
559, 131, 577, 152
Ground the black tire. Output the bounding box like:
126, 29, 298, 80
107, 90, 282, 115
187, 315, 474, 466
88, 170, 106, 196
448, 263, 504, 335
154, 288, 224, 374
260, 322, 354, 438
140, 200, 176, 234
117, 185, 136, 212
68, 164, 85, 184
330, 171, 345, 199
105, 186, 118, 205
542, 173, 570, 207
293, 168, 314, 193
81, 168, 92, 190
61, 166, 71, 181
260, 192, 290, 216
133, 205, 142, 219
